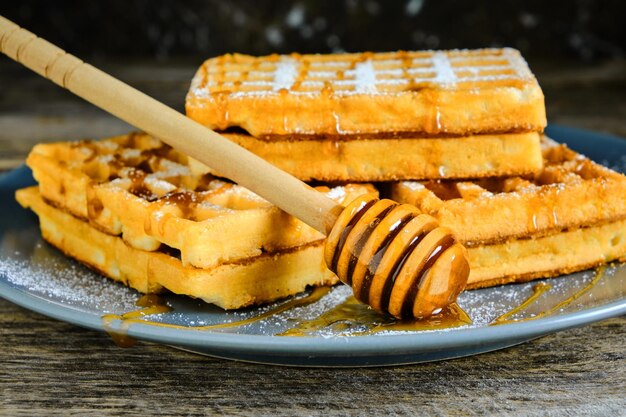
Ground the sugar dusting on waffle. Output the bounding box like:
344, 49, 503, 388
272, 56, 299, 91
190, 48, 537, 98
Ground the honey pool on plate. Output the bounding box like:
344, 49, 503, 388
100, 265, 610, 346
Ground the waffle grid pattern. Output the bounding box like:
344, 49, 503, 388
27, 133, 374, 269
192, 48, 535, 98
391, 138, 626, 244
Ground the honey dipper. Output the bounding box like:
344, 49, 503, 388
0, 16, 469, 319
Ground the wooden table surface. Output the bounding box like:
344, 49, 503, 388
1, 58, 625, 416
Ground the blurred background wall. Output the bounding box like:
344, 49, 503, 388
2, 0, 624, 62
1, 0, 624, 158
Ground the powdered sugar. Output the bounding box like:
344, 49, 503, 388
272, 57, 299, 91
354, 60, 377, 93
0, 246, 138, 314
603, 154, 626, 174
191, 48, 537, 99
503, 46, 534, 79
1, 241, 624, 337
431, 51, 457, 86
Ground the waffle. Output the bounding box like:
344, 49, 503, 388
186, 48, 546, 139
193, 131, 543, 182
25, 132, 376, 270
17, 187, 337, 309
390, 138, 626, 287
466, 219, 626, 288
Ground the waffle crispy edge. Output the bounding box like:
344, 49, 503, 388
17, 186, 339, 309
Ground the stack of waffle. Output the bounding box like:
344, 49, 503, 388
18, 134, 374, 308
391, 139, 626, 287
186, 48, 545, 182
18, 48, 626, 311
186, 48, 626, 290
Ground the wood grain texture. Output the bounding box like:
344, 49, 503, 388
1, 299, 624, 416
0, 58, 625, 416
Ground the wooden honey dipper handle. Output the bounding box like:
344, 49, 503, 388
0, 16, 470, 319
0, 15, 339, 234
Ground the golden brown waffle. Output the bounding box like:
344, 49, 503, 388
390, 137, 626, 286
186, 48, 546, 139
199, 131, 542, 182
391, 138, 626, 244
465, 219, 626, 288
26, 132, 376, 269
17, 187, 337, 309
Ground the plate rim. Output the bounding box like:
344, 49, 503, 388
1, 276, 625, 357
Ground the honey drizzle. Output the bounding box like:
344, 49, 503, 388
102, 294, 173, 347
359, 213, 414, 302
345, 203, 397, 283
278, 297, 471, 337
330, 199, 376, 280
492, 266, 606, 325
102, 287, 331, 346
492, 282, 551, 325
401, 234, 455, 318
102, 267, 608, 346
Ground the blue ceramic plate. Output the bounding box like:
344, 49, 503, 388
1, 125, 625, 367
